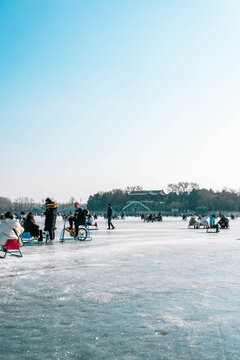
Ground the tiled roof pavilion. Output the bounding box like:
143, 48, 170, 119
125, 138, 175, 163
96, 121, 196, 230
129, 190, 166, 197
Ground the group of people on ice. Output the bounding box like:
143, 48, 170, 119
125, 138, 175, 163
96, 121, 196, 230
0, 200, 116, 250
141, 212, 163, 222
0, 198, 59, 247
188, 214, 230, 232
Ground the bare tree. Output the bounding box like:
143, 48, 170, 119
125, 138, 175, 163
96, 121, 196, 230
69, 197, 75, 206
0, 197, 12, 212
168, 182, 199, 194
126, 186, 143, 193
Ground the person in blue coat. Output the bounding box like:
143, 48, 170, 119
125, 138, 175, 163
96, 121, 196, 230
209, 214, 219, 232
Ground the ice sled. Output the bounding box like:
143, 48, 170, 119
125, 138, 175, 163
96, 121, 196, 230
219, 224, 230, 230
206, 226, 220, 233
86, 222, 98, 230
188, 222, 207, 229
21, 231, 50, 246
188, 223, 200, 229
21, 232, 39, 246
0, 239, 22, 258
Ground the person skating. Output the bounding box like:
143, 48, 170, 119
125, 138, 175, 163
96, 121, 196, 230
107, 203, 115, 230
44, 198, 59, 241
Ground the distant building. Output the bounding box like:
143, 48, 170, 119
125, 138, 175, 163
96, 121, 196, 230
129, 190, 166, 201
122, 201, 150, 215
195, 206, 208, 215
126, 190, 167, 211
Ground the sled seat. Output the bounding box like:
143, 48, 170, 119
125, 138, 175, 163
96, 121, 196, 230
0, 239, 22, 258
21, 232, 32, 240
21, 231, 39, 245
188, 223, 198, 229
86, 222, 98, 230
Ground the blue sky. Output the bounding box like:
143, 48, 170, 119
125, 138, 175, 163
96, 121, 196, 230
0, 0, 240, 202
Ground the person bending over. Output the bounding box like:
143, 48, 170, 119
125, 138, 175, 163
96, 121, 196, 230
218, 215, 229, 229
200, 215, 209, 228
189, 216, 197, 226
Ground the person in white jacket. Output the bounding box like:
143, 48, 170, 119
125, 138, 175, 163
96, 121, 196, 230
200, 216, 209, 228
0, 212, 24, 246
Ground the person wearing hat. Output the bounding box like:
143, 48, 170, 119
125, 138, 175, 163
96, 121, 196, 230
44, 198, 59, 240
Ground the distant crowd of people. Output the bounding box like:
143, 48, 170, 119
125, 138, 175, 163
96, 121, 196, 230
141, 212, 163, 222
187, 214, 230, 232
0, 201, 237, 252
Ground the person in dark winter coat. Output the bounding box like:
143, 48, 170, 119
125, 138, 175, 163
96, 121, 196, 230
218, 215, 229, 229
107, 203, 115, 230
44, 198, 59, 240
69, 202, 87, 237
24, 212, 43, 241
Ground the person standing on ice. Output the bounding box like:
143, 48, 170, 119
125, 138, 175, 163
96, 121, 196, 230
209, 214, 219, 232
44, 198, 59, 240
107, 203, 115, 230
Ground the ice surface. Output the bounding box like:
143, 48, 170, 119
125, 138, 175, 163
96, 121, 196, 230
0, 216, 240, 360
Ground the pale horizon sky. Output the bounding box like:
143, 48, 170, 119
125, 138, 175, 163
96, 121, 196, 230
1, 0, 240, 203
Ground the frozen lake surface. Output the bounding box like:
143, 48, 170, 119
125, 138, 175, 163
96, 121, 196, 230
0, 216, 240, 360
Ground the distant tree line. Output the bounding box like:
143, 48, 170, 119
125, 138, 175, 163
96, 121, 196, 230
165, 183, 240, 212
0, 197, 40, 213
0, 196, 84, 213
87, 183, 240, 212
1, 183, 240, 213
